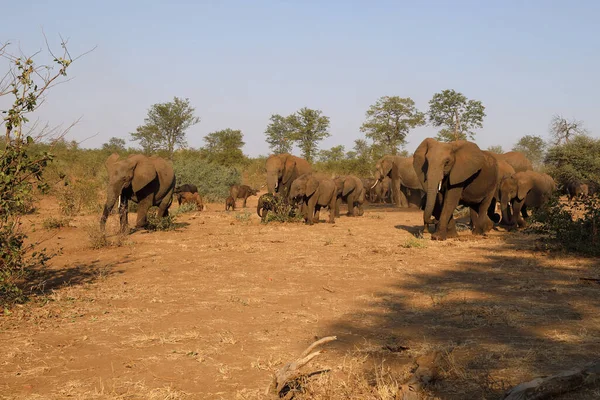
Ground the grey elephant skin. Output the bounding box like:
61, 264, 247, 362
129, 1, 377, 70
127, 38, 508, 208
289, 173, 337, 225
334, 175, 365, 217
373, 155, 423, 207
499, 171, 556, 229
265, 153, 311, 199
229, 184, 258, 208
494, 151, 532, 173
413, 138, 499, 241
100, 153, 175, 233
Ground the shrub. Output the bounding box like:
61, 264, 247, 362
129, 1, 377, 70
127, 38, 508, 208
145, 208, 178, 231
42, 217, 71, 230
262, 197, 304, 224
172, 149, 241, 202
529, 194, 599, 256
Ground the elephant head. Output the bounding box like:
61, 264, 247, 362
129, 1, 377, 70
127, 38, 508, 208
100, 153, 157, 230
289, 174, 319, 202
373, 155, 394, 187
413, 139, 485, 224
265, 154, 296, 194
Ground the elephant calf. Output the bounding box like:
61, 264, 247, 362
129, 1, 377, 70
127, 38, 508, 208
334, 175, 365, 217
225, 196, 236, 211
178, 192, 204, 211
289, 173, 337, 225
229, 184, 259, 208
499, 171, 556, 228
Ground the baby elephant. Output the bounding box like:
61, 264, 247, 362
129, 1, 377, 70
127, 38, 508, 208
256, 193, 277, 222
229, 184, 259, 208
225, 196, 236, 211
178, 192, 204, 211
289, 173, 337, 225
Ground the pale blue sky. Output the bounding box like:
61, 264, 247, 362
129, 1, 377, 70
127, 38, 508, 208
2, 1, 599, 156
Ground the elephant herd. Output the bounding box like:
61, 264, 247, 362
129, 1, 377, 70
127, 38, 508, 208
99, 138, 563, 241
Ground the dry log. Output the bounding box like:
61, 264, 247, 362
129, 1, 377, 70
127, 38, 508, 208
267, 336, 337, 397
504, 361, 600, 400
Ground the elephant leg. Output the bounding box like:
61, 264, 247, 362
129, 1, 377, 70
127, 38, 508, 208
119, 195, 129, 234
135, 195, 153, 229
306, 196, 317, 225
432, 188, 462, 241
328, 195, 336, 223
346, 193, 356, 216
243, 196, 247, 208
157, 190, 173, 219
335, 197, 341, 217
472, 195, 495, 235
391, 179, 402, 207
313, 205, 321, 223
397, 186, 409, 207
357, 203, 364, 216
511, 200, 526, 229
446, 217, 458, 238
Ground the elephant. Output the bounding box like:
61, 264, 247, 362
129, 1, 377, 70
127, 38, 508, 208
374, 176, 392, 203
265, 153, 312, 198
361, 178, 377, 202
495, 151, 533, 173
289, 173, 337, 225
333, 175, 365, 217
100, 153, 175, 233
413, 138, 500, 240
256, 193, 278, 222
373, 155, 423, 207
566, 180, 589, 201
229, 184, 258, 208
178, 192, 204, 211
499, 171, 556, 228
174, 184, 198, 194
488, 152, 517, 222
225, 196, 236, 211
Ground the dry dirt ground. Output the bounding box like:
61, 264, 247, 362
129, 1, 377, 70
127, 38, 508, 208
1, 194, 599, 399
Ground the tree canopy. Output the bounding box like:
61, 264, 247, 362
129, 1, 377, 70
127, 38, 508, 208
264, 114, 293, 154
130, 97, 199, 158
360, 96, 425, 154
288, 107, 330, 163
512, 135, 546, 168
102, 137, 126, 153
428, 89, 486, 142
549, 115, 587, 145
201, 128, 246, 166
544, 134, 600, 184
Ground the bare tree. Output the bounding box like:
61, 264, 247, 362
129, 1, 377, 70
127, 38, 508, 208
549, 114, 588, 145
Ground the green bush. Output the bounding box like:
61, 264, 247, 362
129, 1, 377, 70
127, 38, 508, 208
530, 194, 599, 256
173, 150, 241, 202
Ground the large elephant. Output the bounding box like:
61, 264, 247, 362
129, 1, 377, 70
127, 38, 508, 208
374, 176, 392, 203
265, 153, 312, 198
333, 175, 365, 217
413, 139, 499, 240
495, 151, 533, 173
100, 153, 175, 233
289, 173, 337, 225
499, 171, 556, 228
373, 155, 423, 207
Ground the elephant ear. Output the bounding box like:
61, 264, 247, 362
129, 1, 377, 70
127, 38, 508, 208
306, 176, 319, 197
517, 174, 534, 201
342, 177, 355, 197
413, 138, 434, 188
449, 142, 485, 186
105, 153, 120, 170
128, 155, 157, 193
282, 157, 297, 185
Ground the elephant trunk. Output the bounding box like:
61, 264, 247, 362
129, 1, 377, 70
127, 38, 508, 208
257, 199, 263, 218
500, 196, 514, 226
266, 173, 278, 194
100, 188, 120, 230
423, 169, 443, 224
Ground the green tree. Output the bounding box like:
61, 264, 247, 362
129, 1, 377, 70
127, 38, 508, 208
428, 89, 486, 142
288, 107, 330, 163
318, 145, 345, 163
102, 137, 126, 153
264, 114, 293, 154
487, 145, 504, 154
130, 97, 199, 158
549, 114, 587, 145
201, 128, 246, 165
544, 134, 600, 184
512, 135, 546, 168
360, 96, 425, 154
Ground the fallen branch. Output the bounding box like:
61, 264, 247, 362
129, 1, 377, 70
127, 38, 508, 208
504, 361, 600, 400
579, 277, 600, 283
267, 336, 337, 398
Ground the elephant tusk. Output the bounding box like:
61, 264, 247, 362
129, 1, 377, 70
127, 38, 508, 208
118, 195, 121, 209
438, 181, 442, 192
370, 180, 379, 190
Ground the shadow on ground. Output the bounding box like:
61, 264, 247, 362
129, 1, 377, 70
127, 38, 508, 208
324, 231, 600, 399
